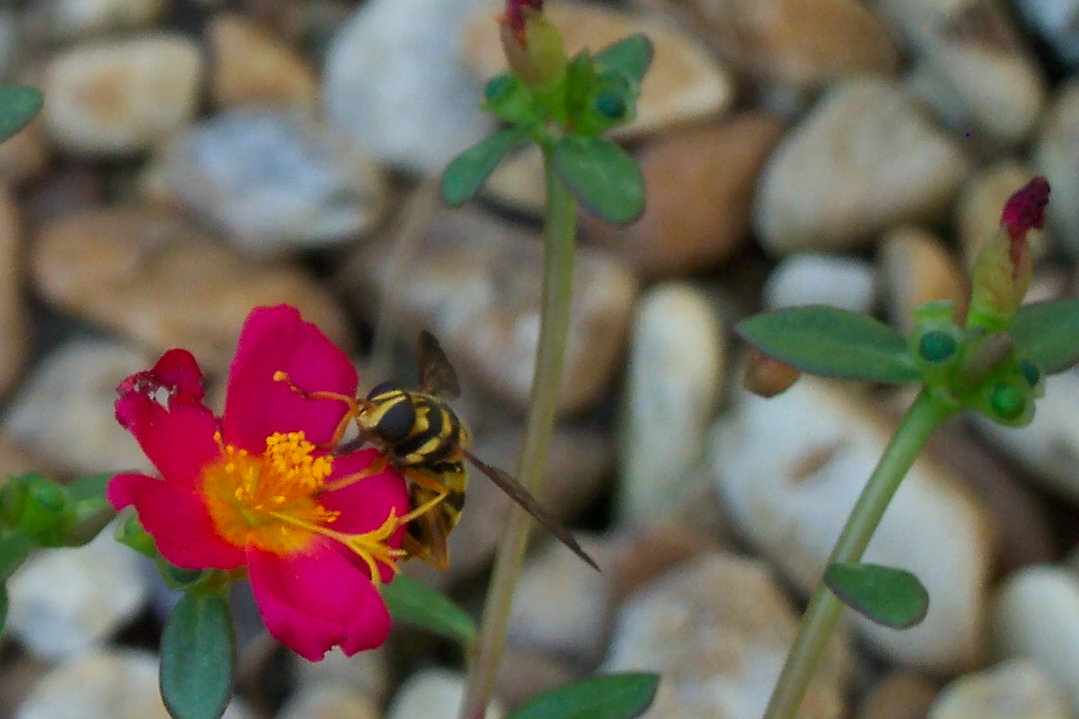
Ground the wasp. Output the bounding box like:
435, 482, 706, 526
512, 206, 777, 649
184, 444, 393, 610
279, 332, 598, 572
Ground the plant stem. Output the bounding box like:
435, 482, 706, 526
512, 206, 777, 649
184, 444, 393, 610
761, 388, 956, 719
458, 147, 577, 719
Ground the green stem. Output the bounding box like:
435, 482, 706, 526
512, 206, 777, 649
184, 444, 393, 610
458, 146, 577, 719
761, 388, 955, 719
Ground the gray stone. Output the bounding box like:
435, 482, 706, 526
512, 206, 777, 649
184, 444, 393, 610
386, 669, 503, 719
763, 253, 877, 312
928, 659, 1069, 719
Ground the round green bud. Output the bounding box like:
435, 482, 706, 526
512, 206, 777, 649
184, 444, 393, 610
918, 330, 957, 363
1019, 359, 1041, 388
29, 481, 67, 512
594, 91, 626, 119
990, 383, 1026, 420
484, 75, 515, 103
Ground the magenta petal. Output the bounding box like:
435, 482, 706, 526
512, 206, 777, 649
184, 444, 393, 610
108, 473, 245, 570
248, 543, 391, 660
114, 391, 221, 491
224, 305, 358, 453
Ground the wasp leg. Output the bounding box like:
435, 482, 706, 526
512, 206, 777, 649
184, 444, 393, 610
273, 371, 361, 448
321, 454, 391, 492
396, 483, 451, 526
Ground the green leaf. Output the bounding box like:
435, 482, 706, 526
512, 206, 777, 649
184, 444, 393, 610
508, 673, 660, 719
1010, 298, 1079, 374
0, 530, 35, 582
735, 306, 921, 384
381, 574, 476, 647
160, 591, 236, 719
0, 85, 42, 145
824, 562, 929, 630
594, 34, 654, 84
442, 128, 530, 207
551, 136, 644, 224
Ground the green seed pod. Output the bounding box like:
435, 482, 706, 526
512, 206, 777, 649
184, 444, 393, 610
918, 330, 957, 363
989, 383, 1026, 420
594, 90, 626, 119
1019, 359, 1041, 388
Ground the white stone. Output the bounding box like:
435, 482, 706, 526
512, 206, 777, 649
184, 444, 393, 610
991, 566, 1079, 715
762, 253, 877, 312
709, 378, 995, 672
928, 659, 1069, 719
293, 646, 393, 705
618, 283, 724, 522
277, 684, 379, 719
322, 0, 495, 173
30, 0, 168, 40
41, 34, 202, 157
149, 108, 387, 256
386, 669, 503, 719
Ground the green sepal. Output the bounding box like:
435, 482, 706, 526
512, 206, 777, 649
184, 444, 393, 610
594, 34, 654, 85
116, 513, 160, 559
507, 673, 660, 719
58, 473, 115, 546
483, 73, 539, 127
0, 85, 42, 145
160, 590, 236, 719
381, 573, 477, 648
1009, 298, 1079, 374
0, 530, 36, 582
551, 136, 644, 224
824, 562, 929, 630
442, 127, 531, 207
736, 306, 921, 384
17, 478, 71, 546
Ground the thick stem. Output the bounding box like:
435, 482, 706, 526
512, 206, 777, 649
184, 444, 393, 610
761, 389, 955, 719
458, 147, 577, 719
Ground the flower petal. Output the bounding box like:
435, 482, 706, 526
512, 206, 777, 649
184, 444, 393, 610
224, 305, 358, 453
248, 542, 391, 660
108, 472, 245, 570
115, 373, 220, 490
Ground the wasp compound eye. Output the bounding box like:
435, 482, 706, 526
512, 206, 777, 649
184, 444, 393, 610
375, 399, 417, 444
594, 91, 626, 119
366, 381, 399, 401
989, 383, 1026, 420
917, 330, 957, 363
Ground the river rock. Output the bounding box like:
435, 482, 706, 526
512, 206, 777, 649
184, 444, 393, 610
878, 226, 967, 334
5, 521, 148, 659
483, 146, 546, 216
3, 340, 153, 474
30, 205, 351, 372
991, 566, 1079, 715
277, 685, 380, 719
927, 659, 1069, 719
294, 647, 392, 705
14, 649, 252, 719
145, 109, 387, 256
617, 283, 724, 523
386, 669, 503, 719
602, 553, 850, 719
754, 78, 970, 255
710, 377, 995, 672
0, 188, 26, 395
495, 648, 579, 710
1034, 78, 1079, 258
762, 253, 877, 312
461, 0, 734, 138
208, 13, 319, 111
955, 162, 1048, 267
343, 206, 636, 414
858, 671, 939, 719
322, 0, 494, 173
24, 0, 168, 40
1017, 0, 1079, 68
40, 34, 202, 157
580, 114, 786, 276
0, 121, 50, 187
633, 0, 899, 99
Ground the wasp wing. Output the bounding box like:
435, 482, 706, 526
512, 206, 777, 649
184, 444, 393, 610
463, 450, 599, 571
417, 331, 461, 399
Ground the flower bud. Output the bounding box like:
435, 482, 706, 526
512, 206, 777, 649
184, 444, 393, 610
743, 350, 801, 398
499, 7, 566, 89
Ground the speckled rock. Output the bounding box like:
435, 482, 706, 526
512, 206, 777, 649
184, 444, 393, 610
40, 34, 202, 157
618, 283, 724, 523
322, 0, 495, 173
1034, 78, 1079, 258
754, 78, 970, 255
927, 659, 1069, 719
145, 109, 387, 256
387, 669, 503, 719
580, 114, 786, 276
2, 340, 152, 474
30, 205, 351, 372
878, 226, 967, 334
208, 13, 319, 110
462, 0, 735, 138
602, 553, 850, 719
762, 253, 877, 312
992, 566, 1079, 714
343, 206, 636, 414
0, 187, 27, 396
710, 377, 995, 672
5, 521, 148, 659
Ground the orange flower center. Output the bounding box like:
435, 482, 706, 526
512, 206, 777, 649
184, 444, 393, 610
201, 431, 402, 583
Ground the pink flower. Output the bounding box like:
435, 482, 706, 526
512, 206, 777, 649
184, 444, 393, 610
109, 305, 409, 661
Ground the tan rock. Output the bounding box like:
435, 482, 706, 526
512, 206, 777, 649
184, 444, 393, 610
483, 146, 545, 216
276, 685, 379, 719
955, 162, 1048, 267
581, 114, 786, 277
495, 648, 579, 711
0, 187, 27, 396
461, 0, 734, 138
41, 34, 202, 157
754, 78, 970, 255
293, 647, 392, 705
1034, 78, 1079, 257
928, 659, 1069, 719
387, 669, 503, 719
208, 13, 319, 110
30, 205, 351, 372
858, 671, 939, 719
0, 120, 49, 187
878, 226, 968, 334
